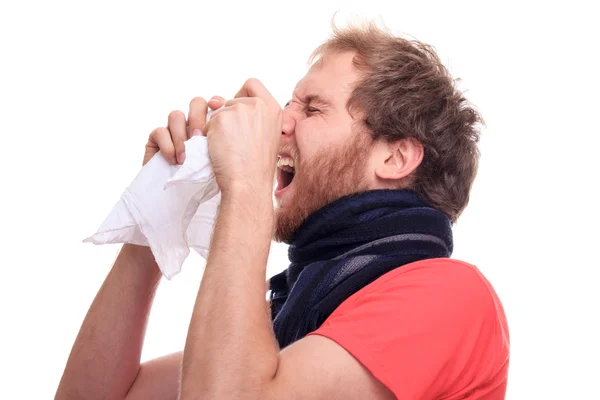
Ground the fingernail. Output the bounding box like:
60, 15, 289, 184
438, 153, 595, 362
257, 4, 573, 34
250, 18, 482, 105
178, 152, 186, 164
192, 129, 202, 136
209, 96, 219, 103
171, 156, 177, 165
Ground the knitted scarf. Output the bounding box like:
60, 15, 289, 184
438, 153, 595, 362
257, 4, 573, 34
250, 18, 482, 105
269, 189, 453, 349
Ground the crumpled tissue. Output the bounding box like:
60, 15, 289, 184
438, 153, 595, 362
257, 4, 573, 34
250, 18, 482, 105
84, 112, 220, 279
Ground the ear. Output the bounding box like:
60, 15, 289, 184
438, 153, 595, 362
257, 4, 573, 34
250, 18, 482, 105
374, 138, 424, 183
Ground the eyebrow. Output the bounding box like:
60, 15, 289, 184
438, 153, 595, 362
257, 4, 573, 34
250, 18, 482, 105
286, 93, 333, 109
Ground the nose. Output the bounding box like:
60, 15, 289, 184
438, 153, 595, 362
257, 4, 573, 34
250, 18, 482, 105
281, 109, 296, 138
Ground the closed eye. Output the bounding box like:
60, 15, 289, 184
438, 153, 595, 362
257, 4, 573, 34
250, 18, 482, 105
284, 100, 320, 115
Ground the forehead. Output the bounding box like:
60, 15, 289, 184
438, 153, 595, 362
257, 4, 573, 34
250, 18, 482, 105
293, 51, 361, 109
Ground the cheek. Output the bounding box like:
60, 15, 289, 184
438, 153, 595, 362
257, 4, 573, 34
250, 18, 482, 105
294, 124, 319, 161
296, 139, 316, 163
296, 119, 350, 162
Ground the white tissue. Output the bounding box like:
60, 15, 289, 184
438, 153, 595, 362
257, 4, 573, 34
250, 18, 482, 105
85, 114, 220, 279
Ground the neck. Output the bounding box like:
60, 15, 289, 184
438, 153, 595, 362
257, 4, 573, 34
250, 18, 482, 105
285, 189, 453, 286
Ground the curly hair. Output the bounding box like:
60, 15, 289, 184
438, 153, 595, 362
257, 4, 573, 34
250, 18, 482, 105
309, 21, 483, 223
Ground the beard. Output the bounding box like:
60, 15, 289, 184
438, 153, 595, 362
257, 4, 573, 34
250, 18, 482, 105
273, 131, 373, 243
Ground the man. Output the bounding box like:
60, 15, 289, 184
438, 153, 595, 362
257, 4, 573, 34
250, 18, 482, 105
56, 22, 509, 399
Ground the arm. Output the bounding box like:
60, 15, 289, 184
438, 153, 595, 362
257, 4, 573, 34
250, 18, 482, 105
55, 244, 163, 400
179, 82, 282, 398
55, 95, 229, 400
91, 84, 392, 399
178, 80, 395, 399
122, 284, 273, 400
179, 188, 395, 400
180, 188, 278, 399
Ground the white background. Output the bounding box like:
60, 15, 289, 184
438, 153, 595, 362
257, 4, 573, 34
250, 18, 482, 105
1, 1, 598, 398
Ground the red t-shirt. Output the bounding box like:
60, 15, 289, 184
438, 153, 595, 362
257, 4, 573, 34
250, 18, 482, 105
306, 258, 510, 400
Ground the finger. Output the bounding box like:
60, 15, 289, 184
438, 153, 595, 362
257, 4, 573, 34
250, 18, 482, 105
188, 97, 209, 138
203, 101, 233, 136
234, 78, 274, 103
224, 97, 254, 107
201, 107, 225, 137
208, 96, 226, 110
167, 110, 187, 164
201, 118, 211, 137
149, 127, 176, 165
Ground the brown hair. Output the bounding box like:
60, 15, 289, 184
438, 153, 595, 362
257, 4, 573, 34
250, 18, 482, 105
309, 21, 483, 223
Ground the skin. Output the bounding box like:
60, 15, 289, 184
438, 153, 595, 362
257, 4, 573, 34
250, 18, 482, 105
56, 51, 423, 400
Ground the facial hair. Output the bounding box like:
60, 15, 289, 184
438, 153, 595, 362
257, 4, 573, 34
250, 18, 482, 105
273, 132, 373, 243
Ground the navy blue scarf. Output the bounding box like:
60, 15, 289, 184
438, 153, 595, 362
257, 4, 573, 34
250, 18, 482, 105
269, 189, 453, 349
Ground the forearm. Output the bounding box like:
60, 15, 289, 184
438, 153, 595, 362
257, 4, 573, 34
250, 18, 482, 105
180, 187, 279, 399
56, 244, 162, 400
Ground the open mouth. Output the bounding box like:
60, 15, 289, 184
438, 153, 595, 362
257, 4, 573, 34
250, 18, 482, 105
276, 156, 296, 192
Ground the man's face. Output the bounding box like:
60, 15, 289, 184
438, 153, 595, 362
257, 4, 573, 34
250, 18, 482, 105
273, 51, 373, 242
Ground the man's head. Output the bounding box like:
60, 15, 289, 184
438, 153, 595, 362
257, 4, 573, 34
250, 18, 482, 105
273, 21, 482, 243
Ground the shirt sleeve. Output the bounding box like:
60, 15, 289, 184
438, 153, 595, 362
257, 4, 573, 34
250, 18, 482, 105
306, 259, 510, 400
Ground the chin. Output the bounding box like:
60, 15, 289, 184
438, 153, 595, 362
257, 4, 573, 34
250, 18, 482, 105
273, 181, 306, 243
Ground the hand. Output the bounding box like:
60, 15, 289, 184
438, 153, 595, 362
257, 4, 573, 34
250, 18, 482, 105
202, 78, 282, 198
143, 96, 226, 166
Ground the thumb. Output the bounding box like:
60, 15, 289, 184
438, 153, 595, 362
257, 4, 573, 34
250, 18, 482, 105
208, 96, 226, 110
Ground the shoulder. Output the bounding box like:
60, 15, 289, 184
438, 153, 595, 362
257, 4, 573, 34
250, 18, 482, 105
335, 258, 506, 323
370, 257, 496, 291
308, 258, 510, 399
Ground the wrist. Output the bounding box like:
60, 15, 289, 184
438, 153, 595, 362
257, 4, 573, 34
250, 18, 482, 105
219, 184, 274, 226
221, 181, 273, 207
118, 244, 162, 280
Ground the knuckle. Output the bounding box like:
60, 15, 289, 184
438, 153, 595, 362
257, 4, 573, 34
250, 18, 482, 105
163, 149, 175, 159
149, 127, 165, 139
174, 135, 185, 146
214, 113, 226, 124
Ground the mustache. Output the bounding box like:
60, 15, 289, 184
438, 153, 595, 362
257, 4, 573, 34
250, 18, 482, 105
278, 145, 300, 162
